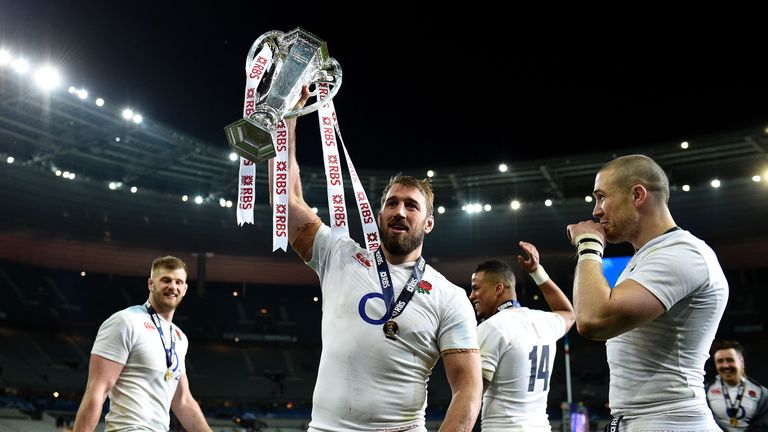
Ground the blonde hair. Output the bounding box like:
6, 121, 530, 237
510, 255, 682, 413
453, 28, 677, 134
150, 256, 188, 277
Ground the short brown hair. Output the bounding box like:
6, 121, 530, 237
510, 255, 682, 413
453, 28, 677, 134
151, 256, 188, 277
711, 340, 745, 357
600, 154, 670, 204
379, 173, 434, 216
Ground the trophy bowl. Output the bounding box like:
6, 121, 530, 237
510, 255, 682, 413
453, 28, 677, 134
224, 28, 343, 163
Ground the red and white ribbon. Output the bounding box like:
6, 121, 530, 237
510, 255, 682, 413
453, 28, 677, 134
272, 120, 289, 251
237, 45, 272, 226
317, 83, 349, 240
331, 104, 380, 253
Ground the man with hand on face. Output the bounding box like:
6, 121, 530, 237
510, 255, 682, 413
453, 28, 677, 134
469, 241, 574, 431
566, 154, 728, 430
706, 340, 768, 431
73, 256, 211, 432
270, 88, 482, 432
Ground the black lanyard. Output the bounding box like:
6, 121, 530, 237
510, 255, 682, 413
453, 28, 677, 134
722, 379, 745, 420
373, 248, 425, 339
145, 303, 175, 370
497, 300, 521, 312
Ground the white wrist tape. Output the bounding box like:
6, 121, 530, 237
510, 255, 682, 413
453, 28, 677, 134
577, 252, 603, 264
574, 233, 604, 264
529, 265, 550, 285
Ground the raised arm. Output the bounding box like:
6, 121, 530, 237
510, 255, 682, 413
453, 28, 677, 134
439, 351, 482, 432
73, 355, 124, 432
517, 241, 575, 333
267, 87, 321, 261
171, 373, 212, 432
566, 221, 664, 340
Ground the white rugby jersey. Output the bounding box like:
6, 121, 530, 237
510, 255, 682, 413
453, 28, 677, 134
307, 224, 478, 432
478, 307, 565, 431
92, 304, 188, 431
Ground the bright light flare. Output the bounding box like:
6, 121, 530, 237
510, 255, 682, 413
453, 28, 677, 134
34, 66, 62, 91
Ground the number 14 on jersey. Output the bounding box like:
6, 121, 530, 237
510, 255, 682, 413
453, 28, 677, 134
528, 344, 551, 392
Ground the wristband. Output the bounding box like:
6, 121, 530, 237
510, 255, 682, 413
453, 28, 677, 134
529, 265, 550, 285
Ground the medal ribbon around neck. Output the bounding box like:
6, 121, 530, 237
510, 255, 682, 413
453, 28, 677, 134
497, 300, 521, 312
722, 378, 745, 424
358, 249, 426, 330
145, 303, 176, 380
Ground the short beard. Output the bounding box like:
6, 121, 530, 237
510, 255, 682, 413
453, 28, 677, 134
382, 227, 425, 256
152, 289, 179, 313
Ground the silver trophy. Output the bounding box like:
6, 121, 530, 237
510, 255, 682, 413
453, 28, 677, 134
224, 28, 342, 163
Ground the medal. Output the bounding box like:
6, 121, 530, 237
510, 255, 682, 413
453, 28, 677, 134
383, 320, 399, 340
146, 304, 177, 383
723, 380, 745, 427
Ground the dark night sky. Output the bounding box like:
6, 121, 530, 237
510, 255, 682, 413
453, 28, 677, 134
2, 2, 767, 170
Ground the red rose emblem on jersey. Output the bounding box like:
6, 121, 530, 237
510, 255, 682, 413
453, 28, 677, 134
749, 390, 757, 398
417, 280, 432, 295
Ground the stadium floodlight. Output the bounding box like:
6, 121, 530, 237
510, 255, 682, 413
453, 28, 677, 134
33, 66, 62, 91
466, 203, 483, 213
0, 49, 11, 65
11, 58, 30, 74
95, 98, 104, 107
77, 89, 88, 100
132, 114, 143, 124
122, 109, 134, 120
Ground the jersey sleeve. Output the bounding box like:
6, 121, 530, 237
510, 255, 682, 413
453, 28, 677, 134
437, 288, 479, 353
307, 224, 333, 276
91, 312, 133, 365
625, 241, 709, 310
542, 311, 567, 339
477, 320, 503, 382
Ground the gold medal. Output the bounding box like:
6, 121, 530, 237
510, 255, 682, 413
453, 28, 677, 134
383, 320, 399, 340
165, 368, 173, 381
730, 417, 738, 426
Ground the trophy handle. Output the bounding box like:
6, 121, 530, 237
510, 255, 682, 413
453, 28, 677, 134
245, 30, 283, 102
284, 57, 343, 118
245, 30, 283, 72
